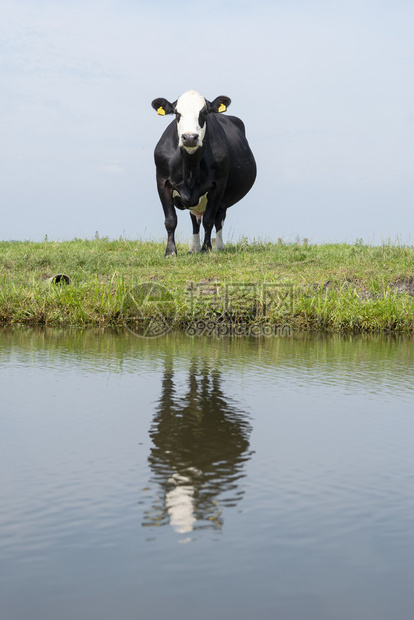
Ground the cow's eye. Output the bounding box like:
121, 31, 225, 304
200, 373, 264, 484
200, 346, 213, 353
198, 109, 207, 128
175, 112, 181, 122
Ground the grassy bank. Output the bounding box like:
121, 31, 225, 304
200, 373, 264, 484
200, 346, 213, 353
0, 238, 413, 333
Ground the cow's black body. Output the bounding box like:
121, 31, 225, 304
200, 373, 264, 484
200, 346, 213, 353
152, 92, 256, 256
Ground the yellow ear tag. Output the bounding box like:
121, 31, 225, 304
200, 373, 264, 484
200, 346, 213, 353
157, 106, 165, 116
218, 103, 227, 113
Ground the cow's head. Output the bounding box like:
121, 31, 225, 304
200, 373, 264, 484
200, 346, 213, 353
152, 90, 231, 154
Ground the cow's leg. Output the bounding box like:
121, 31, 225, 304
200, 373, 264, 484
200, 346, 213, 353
189, 213, 201, 253
214, 206, 227, 252
157, 179, 177, 257
200, 189, 225, 253
200, 211, 214, 253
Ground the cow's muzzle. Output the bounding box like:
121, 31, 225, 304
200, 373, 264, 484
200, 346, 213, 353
181, 133, 200, 149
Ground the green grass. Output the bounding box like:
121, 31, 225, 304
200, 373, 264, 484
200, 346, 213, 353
0, 238, 413, 333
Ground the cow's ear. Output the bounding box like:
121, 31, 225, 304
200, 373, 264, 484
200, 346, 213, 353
209, 96, 232, 113
151, 98, 175, 116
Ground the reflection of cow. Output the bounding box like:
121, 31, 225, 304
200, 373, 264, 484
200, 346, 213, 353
142, 358, 252, 536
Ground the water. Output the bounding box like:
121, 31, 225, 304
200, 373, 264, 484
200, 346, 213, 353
1, 328, 414, 619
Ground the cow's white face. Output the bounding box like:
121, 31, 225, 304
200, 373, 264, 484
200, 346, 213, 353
175, 90, 207, 153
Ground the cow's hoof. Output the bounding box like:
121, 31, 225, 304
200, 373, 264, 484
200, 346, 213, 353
165, 251, 177, 258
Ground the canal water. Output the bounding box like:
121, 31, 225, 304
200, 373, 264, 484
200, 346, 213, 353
1, 328, 414, 620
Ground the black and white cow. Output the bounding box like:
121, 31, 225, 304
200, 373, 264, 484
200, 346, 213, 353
151, 90, 256, 256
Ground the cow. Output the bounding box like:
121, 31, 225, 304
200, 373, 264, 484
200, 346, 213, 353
151, 90, 257, 256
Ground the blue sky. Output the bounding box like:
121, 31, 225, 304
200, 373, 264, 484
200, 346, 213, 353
1, 0, 413, 244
